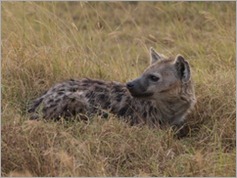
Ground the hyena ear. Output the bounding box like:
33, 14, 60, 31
175, 55, 191, 83
150, 47, 163, 65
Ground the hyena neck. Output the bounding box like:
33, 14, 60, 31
154, 95, 194, 125
127, 98, 160, 126
125, 96, 191, 126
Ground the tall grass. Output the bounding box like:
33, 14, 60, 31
1, 2, 236, 176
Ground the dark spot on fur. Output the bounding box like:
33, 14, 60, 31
52, 88, 57, 92
50, 104, 57, 108
55, 98, 61, 103
149, 107, 154, 116
86, 91, 93, 98
63, 95, 68, 100
71, 98, 76, 102
28, 97, 44, 113
98, 93, 106, 100
69, 88, 77, 92
116, 93, 123, 102
104, 101, 111, 109
99, 94, 109, 102
118, 106, 128, 116
48, 99, 54, 103
159, 120, 163, 125
68, 80, 77, 86
81, 82, 89, 87
89, 98, 95, 104
62, 105, 69, 113
95, 86, 105, 92
142, 112, 147, 118
58, 88, 65, 92
94, 80, 105, 85
42, 107, 47, 113
58, 91, 64, 95
69, 109, 76, 116
64, 111, 73, 118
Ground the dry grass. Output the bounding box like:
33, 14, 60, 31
1, 2, 236, 177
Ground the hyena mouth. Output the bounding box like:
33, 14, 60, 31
130, 92, 153, 98
126, 80, 153, 98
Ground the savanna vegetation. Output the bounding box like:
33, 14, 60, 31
1, 2, 236, 177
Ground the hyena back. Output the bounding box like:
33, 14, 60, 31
28, 48, 196, 127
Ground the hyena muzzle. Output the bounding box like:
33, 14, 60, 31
28, 47, 196, 127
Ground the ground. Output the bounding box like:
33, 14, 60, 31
1, 2, 236, 177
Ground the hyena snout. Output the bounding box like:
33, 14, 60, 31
126, 78, 153, 98
126, 81, 135, 90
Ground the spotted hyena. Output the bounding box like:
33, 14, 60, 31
28, 48, 196, 127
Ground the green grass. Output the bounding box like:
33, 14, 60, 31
1, 2, 236, 177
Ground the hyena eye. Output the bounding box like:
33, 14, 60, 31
149, 75, 160, 82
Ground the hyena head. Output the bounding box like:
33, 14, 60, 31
126, 47, 194, 100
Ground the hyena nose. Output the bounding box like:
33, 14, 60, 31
126, 82, 134, 89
